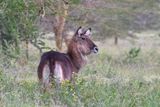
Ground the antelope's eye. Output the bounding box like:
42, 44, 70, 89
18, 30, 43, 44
81, 37, 86, 40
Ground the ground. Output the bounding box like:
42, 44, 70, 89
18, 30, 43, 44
0, 31, 160, 107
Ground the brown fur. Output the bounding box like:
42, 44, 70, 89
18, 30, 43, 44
37, 27, 98, 88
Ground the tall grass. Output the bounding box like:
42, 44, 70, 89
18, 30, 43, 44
0, 45, 160, 107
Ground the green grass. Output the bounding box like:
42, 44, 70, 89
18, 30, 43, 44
0, 43, 160, 107
0, 68, 160, 107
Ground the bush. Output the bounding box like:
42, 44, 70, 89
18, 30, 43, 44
125, 47, 141, 63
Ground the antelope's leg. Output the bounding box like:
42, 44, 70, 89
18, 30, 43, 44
42, 64, 51, 91
54, 62, 64, 84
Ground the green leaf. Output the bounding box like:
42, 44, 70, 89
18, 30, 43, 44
70, 0, 80, 4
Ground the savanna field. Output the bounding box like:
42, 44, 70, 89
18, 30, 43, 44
1, 0, 160, 107
0, 31, 160, 107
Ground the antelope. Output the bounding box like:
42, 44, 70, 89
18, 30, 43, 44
37, 27, 98, 89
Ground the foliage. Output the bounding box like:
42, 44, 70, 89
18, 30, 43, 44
125, 47, 141, 62
0, 0, 160, 107
0, 47, 160, 107
0, 0, 38, 56
0, 67, 160, 107
70, 0, 81, 4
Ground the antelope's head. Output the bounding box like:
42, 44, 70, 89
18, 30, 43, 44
71, 27, 98, 55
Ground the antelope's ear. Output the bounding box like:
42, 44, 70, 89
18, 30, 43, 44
84, 28, 92, 37
75, 26, 83, 37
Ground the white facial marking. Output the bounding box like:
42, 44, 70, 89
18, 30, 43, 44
93, 47, 98, 53
54, 62, 64, 83
84, 29, 92, 37
78, 28, 83, 36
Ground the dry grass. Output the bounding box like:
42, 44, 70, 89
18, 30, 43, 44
0, 31, 160, 107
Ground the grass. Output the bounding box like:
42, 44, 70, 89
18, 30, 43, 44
0, 35, 160, 107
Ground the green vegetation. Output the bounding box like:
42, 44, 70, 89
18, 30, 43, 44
0, 0, 160, 107
0, 44, 160, 107
0, 0, 38, 57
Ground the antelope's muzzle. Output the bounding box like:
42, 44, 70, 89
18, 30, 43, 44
93, 46, 98, 53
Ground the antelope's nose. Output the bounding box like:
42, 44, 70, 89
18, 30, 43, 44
93, 47, 98, 53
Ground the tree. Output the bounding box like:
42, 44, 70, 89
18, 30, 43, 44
53, 0, 69, 51
36, 0, 81, 51
0, 0, 38, 58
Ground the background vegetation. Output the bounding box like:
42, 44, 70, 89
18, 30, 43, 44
0, 0, 160, 107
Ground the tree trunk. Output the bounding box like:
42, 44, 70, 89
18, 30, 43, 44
25, 39, 29, 60
114, 36, 118, 45
15, 38, 20, 55
35, 0, 69, 51
54, 1, 68, 51
54, 28, 63, 51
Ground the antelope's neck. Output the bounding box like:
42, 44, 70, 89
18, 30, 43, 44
67, 49, 87, 72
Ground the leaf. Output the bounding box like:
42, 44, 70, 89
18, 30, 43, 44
70, 0, 80, 4
37, 40, 45, 46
